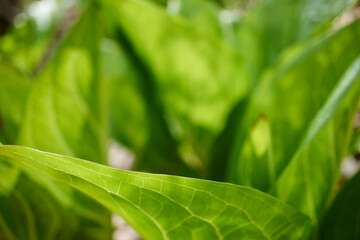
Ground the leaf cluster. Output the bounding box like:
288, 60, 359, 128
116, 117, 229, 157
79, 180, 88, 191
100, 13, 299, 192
0, 0, 360, 239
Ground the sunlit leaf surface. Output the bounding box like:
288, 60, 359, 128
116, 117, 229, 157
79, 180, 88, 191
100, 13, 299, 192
0, 145, 311, 240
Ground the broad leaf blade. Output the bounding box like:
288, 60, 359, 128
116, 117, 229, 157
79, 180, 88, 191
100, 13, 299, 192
0, 145, 311, 240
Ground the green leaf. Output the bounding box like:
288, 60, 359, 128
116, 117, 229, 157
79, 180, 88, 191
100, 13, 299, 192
0, 61, 30, 144
167, 0, 227, 41
13, 5, 112, 237
0, 174, 109, 240
0, 162, 19, 196
102, 38, 190, 176
103, 0, 248, 167
104, 27, 196, 176
0, 183, 38, 240
102, 39, 148, 152
0, 145, 311, 240
236, 0, 357, 82
102, 38, 194, 175
0, 175, 79, 240
227, 19, 360, 227
18, 6, 106, 164
273, 55, 360, 224
350, 128, 360, 155
230, 19, 360, 191
0, 19, 51, 75
318, 169, 360, 239
0, 62, 28, 198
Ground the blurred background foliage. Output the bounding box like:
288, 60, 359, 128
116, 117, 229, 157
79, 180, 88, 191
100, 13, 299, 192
1, 0, 360, 239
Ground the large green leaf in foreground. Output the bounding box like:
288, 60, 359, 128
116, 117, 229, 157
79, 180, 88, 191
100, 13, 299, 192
0, 145, 311, 240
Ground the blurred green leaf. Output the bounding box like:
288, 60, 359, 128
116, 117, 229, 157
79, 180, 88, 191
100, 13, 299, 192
0, 62, 29, 198
0, 62, 30, 144
0, 0, 359, 238
18, 7, 106, 164
229, 19, 360, 190
0, 145, 311, 240
318, 169, 360, 239
0, 173, 109, 240
227, 19, 360, 227
0, 19, 50, 74
0, 183, 38, 240
0, 161, 19, 196
103, 0, 249, 170
350, 128, 360, 154
0, 175, 79, 240
167, 0, 223, 38
103, 28, 195, 176
103, 39, 148, 152
236, 0, 358, 83
14, 4, 112, 238
273, 55, 360, 224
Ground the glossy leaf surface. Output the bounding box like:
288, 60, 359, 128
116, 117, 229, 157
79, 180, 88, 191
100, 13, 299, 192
0, 145, 311, 240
